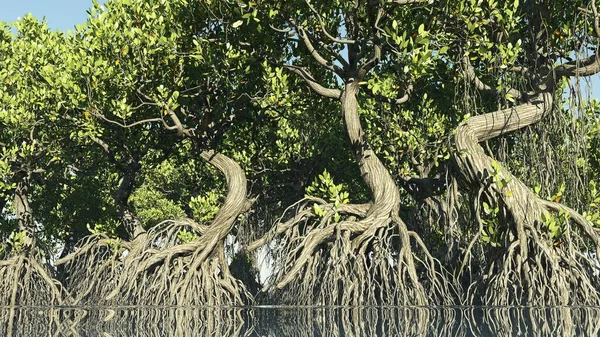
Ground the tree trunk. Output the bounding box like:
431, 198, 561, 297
200, 150, 249, 237
135, 150, 249, 271
114, 167, 146, 239
453, 92, 600, 305
339, 80, 428, 303
341, 81, 400, 221
14, 181, 35, 251
453, 93, 553, 242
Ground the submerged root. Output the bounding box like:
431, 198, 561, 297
251, 197, 455, 306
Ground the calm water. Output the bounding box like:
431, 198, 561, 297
2, 306, 600, 336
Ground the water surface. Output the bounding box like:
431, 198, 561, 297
2, 305, 600, 336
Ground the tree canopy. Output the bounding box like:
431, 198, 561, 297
2, 0, 600, 314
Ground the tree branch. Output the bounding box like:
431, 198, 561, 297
591, 0, 600, 38
90, 108, 166, 130
290, 19, 345, 76
370, 0, 433, 7
359, 8, 384, 74
462, 55, 523, 100
284, 65, 342, 99
89, 136, 119, 166
304, 0, 356, 44
362, 83, 413, 104
308, 30, 350, 69
385, 0, 433, 5
466, 92, 552, 142
554, 54, 600, 78
135, 88, 194, 138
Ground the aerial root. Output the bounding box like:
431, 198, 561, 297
103, 220, 250, 306
57, 219, 249, 306
56, 233, 131, 305
254, 197, 455, 305
0, 252, 68, 336
464, 191, 600, 305
0, 253, 66, 307
453, 116, 600, 305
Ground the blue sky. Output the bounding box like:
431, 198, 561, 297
0, 0, 99, 31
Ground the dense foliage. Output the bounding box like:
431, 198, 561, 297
2, 0, 600, 313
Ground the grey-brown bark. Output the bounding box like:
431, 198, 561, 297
89, 135, 146, 240
256, 73, 452, 304
453, 92, 600, 305
114, 166, 146, 240
100, 149, 251, 306
0, 178, 66, 331
255, 0, 456, 304
14, 181, 35, 251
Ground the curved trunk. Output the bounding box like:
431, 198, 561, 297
135, 150, 249, 271
339, 81, 427, 302
454, 93, 553, 232
453, 92, 600, 305
102, 149, 251, 305
191, 150, 249, 259
453, 95, 552, 302
341, 81, 400, 220
199, 150, 249, 238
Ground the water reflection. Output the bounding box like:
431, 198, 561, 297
2, 305, 600, 336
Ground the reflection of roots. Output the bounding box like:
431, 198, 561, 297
256, 307, 464, 337
104, 220, 250, 306
0, 307, 77, 337
1, 307, 250, 337
480, 306, 600, 336
254, 198, 454, 305
81, 307, 249, 336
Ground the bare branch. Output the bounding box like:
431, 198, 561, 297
89, 136, 112, 157
462, 55, 523, 100
304, 0, 356, 44
554, 53, 600, 78
362, 83, 413, 104
585, 1, 600, 38
135, 88, 193, 138
308, 30, 350, 69
290, 20, 345, 76
385, 0, 433, 5
359, 6, 386, 74
369, 0, 433, 7
284, 65, 342, 99
269, 24, 292, 34
90, 109, 166, 129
